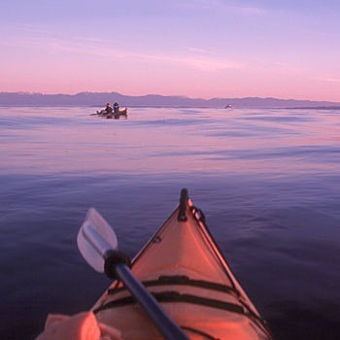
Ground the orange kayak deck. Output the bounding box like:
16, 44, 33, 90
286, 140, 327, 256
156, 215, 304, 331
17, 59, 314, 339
93, 190, 271, 339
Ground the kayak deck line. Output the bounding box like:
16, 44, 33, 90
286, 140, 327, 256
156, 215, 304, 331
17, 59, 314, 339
98, 284, 269, 335
107, 275, 240, 297
180, 325, 220, 340
94, 290, 270, 338
94, 291, 245, 315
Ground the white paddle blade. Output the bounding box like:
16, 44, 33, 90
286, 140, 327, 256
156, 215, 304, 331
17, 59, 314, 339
77, 208, 118, 272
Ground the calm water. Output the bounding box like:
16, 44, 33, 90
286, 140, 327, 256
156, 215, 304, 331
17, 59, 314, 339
0, 106, 340, 339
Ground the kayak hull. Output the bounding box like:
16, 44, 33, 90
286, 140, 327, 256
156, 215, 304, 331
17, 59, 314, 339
96, 108, 128, 119
93, 190, 271, 339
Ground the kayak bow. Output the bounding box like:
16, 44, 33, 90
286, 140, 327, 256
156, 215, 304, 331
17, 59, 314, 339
92, 189, 271, 339
95, 108, 128, 119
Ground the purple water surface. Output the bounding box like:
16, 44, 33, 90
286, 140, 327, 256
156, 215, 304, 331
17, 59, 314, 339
0, 106, 340, 339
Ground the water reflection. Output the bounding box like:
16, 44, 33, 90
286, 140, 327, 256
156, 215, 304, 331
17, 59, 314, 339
0, 107, 339, 176
1, 106, 340, 340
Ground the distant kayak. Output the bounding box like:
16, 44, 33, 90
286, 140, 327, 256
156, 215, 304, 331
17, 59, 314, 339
95, 108, 128, 119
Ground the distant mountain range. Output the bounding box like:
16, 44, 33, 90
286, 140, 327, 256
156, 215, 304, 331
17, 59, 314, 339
1, 91, 340, 109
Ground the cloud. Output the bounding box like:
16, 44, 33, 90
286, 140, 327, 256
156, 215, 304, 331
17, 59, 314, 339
19, 32, 242, 72
5, 24, 242, 72
53, 40, 241, 71
176, 0, 266, 15
12, 23, 52, 36
317, 76, 340, 83
152, 54, 241, 71
186, 47, 213, 54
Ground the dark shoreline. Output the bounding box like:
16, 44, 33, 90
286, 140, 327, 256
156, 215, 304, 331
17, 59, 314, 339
1, 91, 339, 109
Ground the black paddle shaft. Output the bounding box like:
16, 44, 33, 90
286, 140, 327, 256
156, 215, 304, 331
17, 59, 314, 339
104, 253, 189, 340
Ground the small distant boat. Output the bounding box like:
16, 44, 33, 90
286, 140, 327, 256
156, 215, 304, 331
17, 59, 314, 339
95, 108, 128, 119
225, 104, 233, 110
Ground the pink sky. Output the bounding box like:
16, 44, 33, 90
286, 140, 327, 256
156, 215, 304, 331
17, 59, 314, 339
1, 1, 340, 101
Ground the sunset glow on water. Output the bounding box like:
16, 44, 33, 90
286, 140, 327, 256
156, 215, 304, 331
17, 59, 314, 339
1, 107, 340, 176
0, 106, 340, 339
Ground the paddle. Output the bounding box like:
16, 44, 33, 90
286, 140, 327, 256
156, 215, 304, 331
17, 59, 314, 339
77, 208, 189, 340
90, 111, 103, 116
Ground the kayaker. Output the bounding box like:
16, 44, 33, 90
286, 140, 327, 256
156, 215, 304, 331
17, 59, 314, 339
113, 102, 120, 114
104, 103, 113, 114
98, 103, 113, 115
